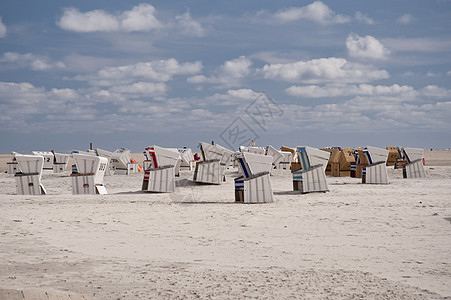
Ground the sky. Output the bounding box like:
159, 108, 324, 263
1, 0, 450, 153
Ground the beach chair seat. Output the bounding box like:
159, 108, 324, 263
234, 152, 274, 203
14, 154, 46, 195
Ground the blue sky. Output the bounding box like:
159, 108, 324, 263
1, 0, 450, 153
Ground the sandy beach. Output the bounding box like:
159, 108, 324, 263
0, 151, 450, 299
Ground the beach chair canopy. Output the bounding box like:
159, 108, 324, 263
177, 148, 194, 166
111, 148, 131, 169
96, 148, 113, 159
53, 153, 69, 164
15, 154, 44, 175
296, 146, 331, 172
32, 151, 54, 169
363, 146, 389, 164
236, 152, 273, 178
144, 146, 181, 169
402, 147, 424, 163
199, 142, 234, 165
266, 145, 285, 165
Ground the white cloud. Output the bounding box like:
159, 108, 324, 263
382, 38, 451, 53
346, 33, 390, 60
110, 82, 167, 96
57, 4, 161, 32
421, 85, 451, 98
397, 14, 413, 24
75, 58, 202, 86
206, 89, 260, 105
447, 71, 451, 76
273, 1, 350, 25
175, 11, 206, 37
0, 17, 6, 38
277, 96, 451, 132
188, 56, 252, 88
286, 84, 417, 99
51, 88, 80, 100
120, 4, 161, 32
354, 12, 374, 24
259, 57, 389, 84
0, 52, 66, 70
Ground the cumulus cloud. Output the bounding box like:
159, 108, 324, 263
110, 82, 167, 96
206, 89, 261, 105
0, 17, 6, 38
382, 38, 451, 53
397, 14, 413, 24
188, 56, 252, 88
421, 85, 451, 98
259, 57, 389, 84
273, 1, 350, 25
286, 84, 417, 98
75, 58, 202, 86
57, 4, 161, 32
175, 11, 206, 37
0, 52, 66, 70
354, 12, 374, 24
346, 33, 390, 60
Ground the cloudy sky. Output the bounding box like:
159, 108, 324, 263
1, 0, 450, 153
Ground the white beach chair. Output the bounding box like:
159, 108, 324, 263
278, 151, 293, 170
292, 146, 330, 193
177, 148, 195, 171
53, 153, 69, 173
234, 152, 274, 203
142, 146, 180, 193
401, 147, 426, 179
193, 142, 234, 185
14, 154, 46, 195
265, 145, 285, 170
71, 153, 108, 194
111, 148, 139, 175
95, 148, 115, 175
361, 146, 389, 184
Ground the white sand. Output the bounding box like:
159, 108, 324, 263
0, 153, 450, 299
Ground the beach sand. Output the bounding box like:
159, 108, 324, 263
0, 151, 450, 299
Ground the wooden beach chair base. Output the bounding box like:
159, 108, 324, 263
403, 159, 426, 179
362, 162, 388, 184
235, 172, 273, 204
15, 173, 46, 195
142, 165, 176, 193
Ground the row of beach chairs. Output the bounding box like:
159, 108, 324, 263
7, 144, 427, 204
